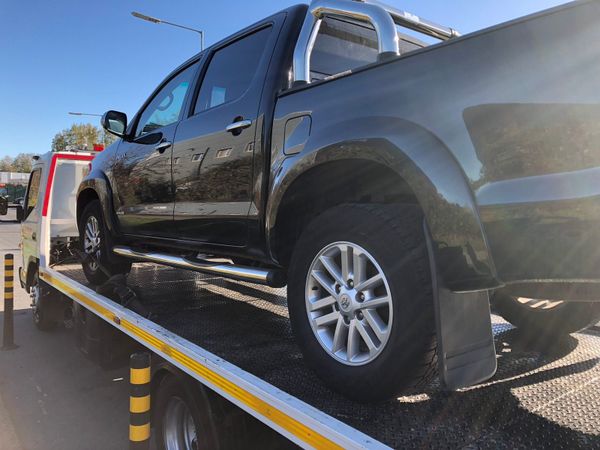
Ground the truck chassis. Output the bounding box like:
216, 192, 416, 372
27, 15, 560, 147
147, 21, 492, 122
37, 259, 600, 449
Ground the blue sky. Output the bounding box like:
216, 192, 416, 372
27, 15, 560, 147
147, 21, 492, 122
0, 0, 565, 157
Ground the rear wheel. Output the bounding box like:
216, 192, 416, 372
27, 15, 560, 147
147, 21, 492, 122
79, 200, 130, 285
288, 203, 436, 402
155, 375, 220, 450
493, 292, 600, 338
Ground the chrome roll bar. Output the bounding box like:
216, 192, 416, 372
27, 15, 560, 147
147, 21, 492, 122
292, 0, 459, 86
367, 0, 460, 41
293, 0, 399, 86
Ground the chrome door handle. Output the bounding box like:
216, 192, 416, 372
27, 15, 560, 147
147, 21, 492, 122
225, 120, 252, 134
154, 141, 172, 154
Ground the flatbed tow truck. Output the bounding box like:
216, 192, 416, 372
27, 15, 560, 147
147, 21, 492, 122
14, 150, 600, 448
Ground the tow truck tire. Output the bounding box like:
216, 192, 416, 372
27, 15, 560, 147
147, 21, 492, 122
154, 374, 220, 450
30, 272, 58, 331
492, 292, 600, 337
288, 203, 437, 402
79, 200, 130, 285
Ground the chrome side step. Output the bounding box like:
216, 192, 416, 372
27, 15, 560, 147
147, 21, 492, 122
113, 246, 286, 287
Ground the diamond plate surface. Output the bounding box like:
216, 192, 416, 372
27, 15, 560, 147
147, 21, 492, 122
57, 263, 600, 449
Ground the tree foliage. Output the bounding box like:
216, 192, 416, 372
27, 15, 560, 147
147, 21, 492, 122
51, 123, 116, 152
0, 153, 37, 173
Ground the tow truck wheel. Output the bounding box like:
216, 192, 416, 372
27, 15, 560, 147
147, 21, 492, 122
30, 272, 58, 331
492, 292, 600, 338
79, 200, 130, 285
155, 374, 220, 450
288, 203, 437, 402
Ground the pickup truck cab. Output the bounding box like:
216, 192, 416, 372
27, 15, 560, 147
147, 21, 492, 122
78, 0, 600, 401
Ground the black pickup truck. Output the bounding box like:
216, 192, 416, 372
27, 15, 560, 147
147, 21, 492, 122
77, 0, 600, 401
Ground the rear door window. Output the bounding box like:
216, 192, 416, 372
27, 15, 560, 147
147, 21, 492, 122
193, 27, 271, 114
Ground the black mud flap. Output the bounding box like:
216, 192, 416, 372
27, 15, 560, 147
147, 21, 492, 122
434, 286, 497, 390
424, 223, 497, 390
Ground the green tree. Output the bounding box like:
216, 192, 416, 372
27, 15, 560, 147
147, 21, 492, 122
51, 123, 115, 151
12, 153, 36, 173
0, 153, 37, 174
101, 129, 117, 148
0, 156, 13, 171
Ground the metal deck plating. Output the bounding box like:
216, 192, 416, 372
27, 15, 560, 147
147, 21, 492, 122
55, 263, 600, 449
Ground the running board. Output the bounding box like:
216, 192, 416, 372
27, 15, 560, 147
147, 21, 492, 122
113, 246, 286, 287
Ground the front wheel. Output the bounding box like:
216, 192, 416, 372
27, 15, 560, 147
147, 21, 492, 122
31, 272, 58, 331
79, 200, 130, 285
288, 204, 437, 402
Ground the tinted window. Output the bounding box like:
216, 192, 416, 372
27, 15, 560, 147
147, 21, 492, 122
25, 169, 41, 217
136, 62, 199, 137
310, 17, 426, 81
194, 27, 271, 114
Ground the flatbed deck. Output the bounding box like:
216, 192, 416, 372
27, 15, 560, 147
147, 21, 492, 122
52, 262, 600, 449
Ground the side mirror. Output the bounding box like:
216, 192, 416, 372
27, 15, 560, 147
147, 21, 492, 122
101, 110, 128, 139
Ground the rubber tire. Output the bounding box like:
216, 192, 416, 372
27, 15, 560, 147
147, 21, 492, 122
31, 272, 58, 331
288, 203, 437, 402
154, 374, 220, 450
79, 200, 130, 285
492, 292, 600, 337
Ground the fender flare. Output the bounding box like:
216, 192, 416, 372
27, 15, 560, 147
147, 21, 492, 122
77, 171, 118, 234
267, 116, 500, 292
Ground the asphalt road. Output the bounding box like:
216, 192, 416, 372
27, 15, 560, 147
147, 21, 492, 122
0, 210, 131, 450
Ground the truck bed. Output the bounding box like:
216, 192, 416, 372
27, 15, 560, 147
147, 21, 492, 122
56, 262, 600, 449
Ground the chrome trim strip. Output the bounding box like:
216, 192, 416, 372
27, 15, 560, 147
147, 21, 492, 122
225, 119, 252, 133
113, 246, 271, 284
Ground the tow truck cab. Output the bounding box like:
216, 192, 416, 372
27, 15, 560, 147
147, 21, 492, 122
19, 151, 94, 292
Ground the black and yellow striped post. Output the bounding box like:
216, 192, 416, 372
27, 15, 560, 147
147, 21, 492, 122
2, 254, 17, 350
129, 352, 151, 449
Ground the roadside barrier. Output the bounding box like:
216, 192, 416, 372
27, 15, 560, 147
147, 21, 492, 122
2, 253, 17, 350
129, 352, 151, 450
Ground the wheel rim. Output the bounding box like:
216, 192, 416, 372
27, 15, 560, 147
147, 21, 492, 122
305, 241, 393, 366
516, 297, 564, 310
83, 215, 101, 271
163, 396, 198, 450
30, 276, 41, 324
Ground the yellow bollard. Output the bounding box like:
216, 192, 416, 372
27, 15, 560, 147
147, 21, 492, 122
2, 254, 17, 350
129, 352, 151, 449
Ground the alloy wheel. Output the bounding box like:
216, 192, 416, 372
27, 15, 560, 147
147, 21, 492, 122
305, 241, 393, 366
83, 215, 101, 271
30, 275, 41, 324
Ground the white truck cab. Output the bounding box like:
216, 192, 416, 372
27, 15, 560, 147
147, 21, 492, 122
19, 150, 95, 294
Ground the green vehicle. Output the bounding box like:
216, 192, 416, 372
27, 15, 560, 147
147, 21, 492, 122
0, 183, 26, 219
0, 186, 7, 216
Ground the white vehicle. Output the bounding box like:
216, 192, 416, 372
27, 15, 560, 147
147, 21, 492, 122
19, 150, 94, 329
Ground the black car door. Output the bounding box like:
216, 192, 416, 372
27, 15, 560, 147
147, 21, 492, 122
112, 61, 199, 237
171, 25, 276, 246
